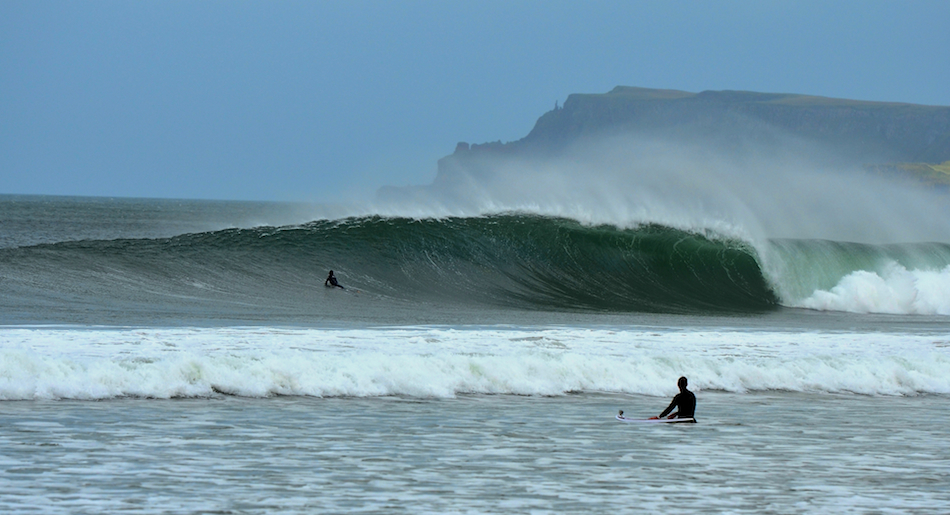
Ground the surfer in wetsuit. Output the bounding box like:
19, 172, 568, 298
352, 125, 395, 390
650, 376, 696, 422
325, 270, 345, 290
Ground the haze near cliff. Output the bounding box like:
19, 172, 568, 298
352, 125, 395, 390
378, 88, 950, 245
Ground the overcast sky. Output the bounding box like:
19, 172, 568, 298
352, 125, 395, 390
2, 1, 949, 202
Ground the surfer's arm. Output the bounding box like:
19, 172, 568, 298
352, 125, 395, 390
658, 395, 679, 418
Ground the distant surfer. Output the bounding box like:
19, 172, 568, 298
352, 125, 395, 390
325, 270, 345, 290
650, 376, 696, 422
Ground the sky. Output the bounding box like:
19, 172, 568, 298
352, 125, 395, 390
2, 1, 949, 203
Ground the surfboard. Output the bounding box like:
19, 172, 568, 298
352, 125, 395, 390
616, 414, 696, 424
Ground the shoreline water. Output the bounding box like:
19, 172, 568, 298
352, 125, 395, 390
2, 392, 948, 514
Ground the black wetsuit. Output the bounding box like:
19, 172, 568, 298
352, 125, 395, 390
325, 275, 344, 289
659, 389, 696, 421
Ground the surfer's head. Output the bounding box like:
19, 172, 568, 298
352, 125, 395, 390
678, 376, 688, 390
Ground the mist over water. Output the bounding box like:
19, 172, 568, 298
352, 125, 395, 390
380, 134, 949, 243
374, 132, 950, 315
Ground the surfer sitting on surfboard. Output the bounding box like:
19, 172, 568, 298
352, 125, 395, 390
325, 270, 345, 290
650, 376, 696, 422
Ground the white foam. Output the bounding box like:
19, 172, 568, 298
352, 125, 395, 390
796, 262, 950, 315
2, 325, 948, 400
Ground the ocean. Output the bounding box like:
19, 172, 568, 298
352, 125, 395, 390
1, 194, 948, 514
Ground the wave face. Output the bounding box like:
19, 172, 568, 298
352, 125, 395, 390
0, 215, 777, 319
304, 215, 777, 312
3, 213, 950, 321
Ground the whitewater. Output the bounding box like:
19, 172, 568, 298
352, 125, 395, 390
3, 325, 949, 400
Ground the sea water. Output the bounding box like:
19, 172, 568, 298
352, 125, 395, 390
1, 195, 949, 514
2, 392, 948, 514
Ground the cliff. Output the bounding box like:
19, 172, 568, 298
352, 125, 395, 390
523, 87, 950, 159
433, 86, 950, 188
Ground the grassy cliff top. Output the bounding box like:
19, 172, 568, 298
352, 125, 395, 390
591, 86, 939, 110
869, 161, 950, 187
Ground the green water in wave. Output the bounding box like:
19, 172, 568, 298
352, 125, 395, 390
2, 215, 779, 317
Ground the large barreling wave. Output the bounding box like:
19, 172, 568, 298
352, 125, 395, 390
3, 212, 950, 321
0, 215, 777, 320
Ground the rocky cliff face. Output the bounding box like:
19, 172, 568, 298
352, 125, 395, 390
525, 88, 950, 157
437, 87, 950, 182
